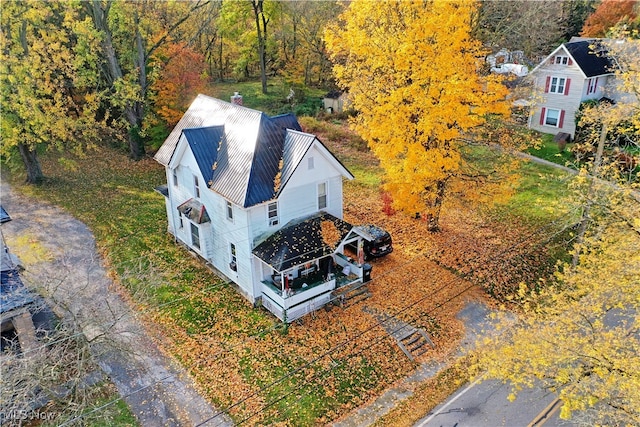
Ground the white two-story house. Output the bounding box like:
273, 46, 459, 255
528, 38, 618, 139
154, 94, 371, 322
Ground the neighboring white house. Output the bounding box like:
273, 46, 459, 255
154, 94, 371, 322
528, 38, 619, 138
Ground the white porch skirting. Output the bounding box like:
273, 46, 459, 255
261, 279, 336, 322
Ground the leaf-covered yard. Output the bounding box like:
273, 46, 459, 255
7, 119, 572, 425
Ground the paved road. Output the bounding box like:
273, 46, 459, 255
415, 378, 571, 427
1, 182, 232, 427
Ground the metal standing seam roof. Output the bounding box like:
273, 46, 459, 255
155, 94, 353, 209
564, 40, 613, 77
182, 126, 224, 186
252, 212, 353, 272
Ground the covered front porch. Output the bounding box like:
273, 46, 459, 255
252, 213, 366, 322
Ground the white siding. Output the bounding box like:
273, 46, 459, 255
162, 132, 351, 312
529, 65, 588, 138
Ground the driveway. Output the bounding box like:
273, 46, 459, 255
1, 182, 232, 426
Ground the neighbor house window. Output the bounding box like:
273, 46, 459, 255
548, 77, 566, 94
226, 201, 233, 221
318, 182, 327, 210
190, 223, 200, 249
173, 169, 178, 186
193, 175, 200, 198
544, 108, 561, 127
554, 56, 569, 65
308, 156, 314, 170
587, 77, 598, 95
229, 243, 237, 271
268, 201, 279, 226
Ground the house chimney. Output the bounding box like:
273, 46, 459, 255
230, 91, 243, 106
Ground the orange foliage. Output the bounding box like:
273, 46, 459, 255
581, 0, 638, 37
151, 42, 209, 127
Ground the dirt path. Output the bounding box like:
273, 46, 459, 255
1, 182, 232, 427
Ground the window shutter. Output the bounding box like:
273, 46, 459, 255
545, 76, 551, 93
568, 58, 573, 66
540, 107, 546, 125
564, 78, 571, 95
549, 56, 555, 65
559, 110, 565, 128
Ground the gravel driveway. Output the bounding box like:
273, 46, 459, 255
1, 182, 232, 427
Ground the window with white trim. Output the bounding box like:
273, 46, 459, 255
587, 77, 598, 95
308, 156, 314, 170
268, 201, 279, 226
554, 56, 569, 65
229, 243, 237, 271
190, 223, 200, 249
173, 169, 178, 186
178, 212, 184, 229
193, 175, 200, 198
544, 108, 561, 127
318, 182, 327, 210
549, 77, 566, 94
226, 201, 233, 221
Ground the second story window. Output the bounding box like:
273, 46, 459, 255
226, 201, 234, 221
308, 156, 314, 170
268, 202, 279, 226
173, 169, 178, 186
549, 77, 566, 94
193, 175, 200, 198
318, 182, 327, 210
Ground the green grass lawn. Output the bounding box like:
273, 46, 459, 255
526, 133, 576, 167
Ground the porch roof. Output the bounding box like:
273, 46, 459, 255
177, 198, 210, 224
252, 212, 352, 272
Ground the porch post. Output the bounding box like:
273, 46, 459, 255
280, 272, 285, 296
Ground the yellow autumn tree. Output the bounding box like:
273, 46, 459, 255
472, 187, 640, 425
325, 0, 510, 231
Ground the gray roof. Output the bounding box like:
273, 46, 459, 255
564, 40, 613, 77
252, 212, 353, 272
155, 94, 353, 208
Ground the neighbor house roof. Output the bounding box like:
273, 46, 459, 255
531, 38, 614, 78
564, 40, 613, 77
252, 212, 353, 272
155, 94, 353, 208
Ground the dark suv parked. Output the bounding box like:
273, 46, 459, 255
349, 225, 393, 260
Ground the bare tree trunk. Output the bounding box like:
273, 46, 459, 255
427, 179, 447, 232
18, 143, 44, 184
251, 0, 268, 94
85, 0, 145, 160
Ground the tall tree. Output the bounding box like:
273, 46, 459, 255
84, 0, 210, 160
581, 0, 638, 37
150, 42, 209, 127
325, 0, 509, 231
0, 0, 103, 183
251, 0, 270, 94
